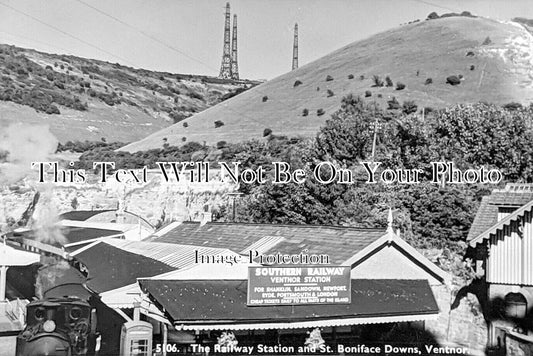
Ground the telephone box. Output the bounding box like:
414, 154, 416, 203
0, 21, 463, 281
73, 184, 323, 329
119, 321, 153, 356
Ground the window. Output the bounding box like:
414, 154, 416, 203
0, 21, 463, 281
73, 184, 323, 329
504, 293, 527, 319
130, 339, 149, 356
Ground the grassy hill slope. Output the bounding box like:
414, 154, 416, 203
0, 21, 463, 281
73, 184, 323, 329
0, 44, 258, 143
121, 16, 533, 152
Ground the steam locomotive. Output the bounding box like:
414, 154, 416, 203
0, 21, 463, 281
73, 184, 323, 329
16, 297, 98, 356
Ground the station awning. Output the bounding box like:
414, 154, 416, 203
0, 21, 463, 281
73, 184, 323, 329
139, 279, 439, 331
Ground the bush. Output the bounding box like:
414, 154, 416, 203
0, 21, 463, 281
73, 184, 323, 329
503, 102, 523, 111
183, 122, 189, 128
316, 87, 320, 91
302, 108, 309, 116
262, 96, 268, 102
377, 94, 382, 98
387, 96, 400, 110
422, 107, 434, 116
327, 89, 334, 97
482, 36, 492, 45
372, 75, 384, 87
326, 75, 333, 82
425, 78, 433, 85
385, 76, 393, 87
446, 76, 461, 85
182, 137, 187, 142
216, 141, 227, 149
365, 90, 372, 97
402, 100, 418, 114
427, 11, 439, 20
317, 108, 325, 116
466, 51, 475, 57
263, 128, 272, 137
348, 74, 354, 79
45, 104, 60, 115
293, 80, 302, 87
396, 82, 406, 90
214, 120, 224, 128
470, 65, 475, 71
359, 75, 365, 80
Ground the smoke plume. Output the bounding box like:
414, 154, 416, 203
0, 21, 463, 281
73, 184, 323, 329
0, 123, 58, 185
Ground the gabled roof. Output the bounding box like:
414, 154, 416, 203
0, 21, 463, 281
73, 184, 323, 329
151, 222, 386, 264
343, 231, 451, 285
468, 184, 533, 241
139, 279, 439, 330
469, 199, 533, 247
72, 242, 175, 293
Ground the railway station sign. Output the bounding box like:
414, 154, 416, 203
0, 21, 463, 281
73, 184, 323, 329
247, 266, 351, 306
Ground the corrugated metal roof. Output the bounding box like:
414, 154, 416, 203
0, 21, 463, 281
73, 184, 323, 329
101, 238, 240, 269
139, 279, 439, 327
151, 222, 386, 264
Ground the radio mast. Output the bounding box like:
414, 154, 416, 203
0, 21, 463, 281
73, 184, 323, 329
292, 23, 299, 70
219, 3, 232, 79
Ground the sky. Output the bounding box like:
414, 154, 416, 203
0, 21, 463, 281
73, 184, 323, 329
1, 0, 532, 80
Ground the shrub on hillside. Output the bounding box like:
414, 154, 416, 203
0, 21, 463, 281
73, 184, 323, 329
317, 108, 325, 116
385, 76, 393, 87
183, 122, 189, 128
365, 90, 372, 97
396, 82, 406, 90
214, 120, 224, 128
262, 96, 268, 102
45, 104, 60, 115
387, 96, 400, 110
425, 78, 433, 85
359, 75, 365, 80
372, 75, 384, 87
263, 128, 272, 137
446, 76, 461, 86
327, 89, 334, 97
426, 12, 439, 20
217, 141, 227, 149
482, 36, 492, 45
466, 51, 475, 57
302, 108, 309, 116
503, 102, 523, 111
326, 75, 333, 82
348, 74, 354, 79
402, 100, 418, 114
470, 65, 475, 71
294, 80, 303, 87
182, 137, 187, 142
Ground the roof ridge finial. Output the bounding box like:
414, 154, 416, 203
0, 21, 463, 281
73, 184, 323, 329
387, 207, 394, 233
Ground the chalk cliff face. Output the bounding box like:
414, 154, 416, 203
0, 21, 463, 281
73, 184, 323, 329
0, 173, 237, 234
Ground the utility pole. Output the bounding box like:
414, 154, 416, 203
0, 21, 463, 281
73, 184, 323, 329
370, 101, 382, 162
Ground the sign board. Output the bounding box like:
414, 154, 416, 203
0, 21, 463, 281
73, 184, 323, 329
247, 266, 351, 306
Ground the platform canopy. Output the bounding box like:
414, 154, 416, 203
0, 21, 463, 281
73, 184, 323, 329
139, 279, 440, 331
0, 243, 40, 266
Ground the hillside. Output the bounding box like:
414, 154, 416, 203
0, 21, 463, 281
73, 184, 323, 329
0, 44, 258, 143
121, 16, 533, 152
